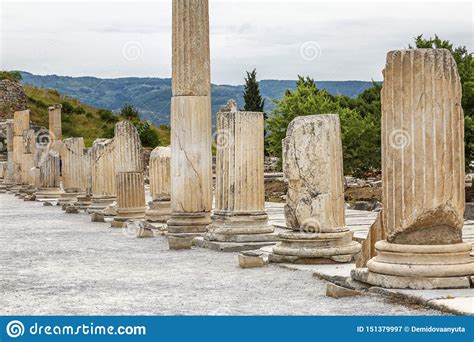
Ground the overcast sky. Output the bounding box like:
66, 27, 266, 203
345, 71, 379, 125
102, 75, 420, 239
1, 0, 472, 84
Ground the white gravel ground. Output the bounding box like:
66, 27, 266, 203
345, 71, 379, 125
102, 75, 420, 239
0, 193, 444, 316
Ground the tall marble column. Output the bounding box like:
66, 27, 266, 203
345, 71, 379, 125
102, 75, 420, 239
168, 0, 213, 249
12, 110, 30, 189
59, 137, 88, 205
146, 146, 171, 223
352, 49, 474, 289
202, 104, 277, 250
21, 129, 36, 189
112, 121, 146, 228
48, 104, 63, 154
36, 150, 62, 199
4, 120, 16, 189
89, 139, 117, 212
270, 115, 361, 264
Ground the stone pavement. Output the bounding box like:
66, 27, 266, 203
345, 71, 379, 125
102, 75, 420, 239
265, 202, 474, 316
0, 193, 444, 316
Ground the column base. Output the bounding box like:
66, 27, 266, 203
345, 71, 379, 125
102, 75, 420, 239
270, 228, 361, 264
36, 188, 64, 200
167, 212, 212, 250
199, 211, 279, 252
111, 207, 146, 228
351, 241, 474, 289
58, 191, 85, 206
145, 200, 171, 223
87, 196, 116, 213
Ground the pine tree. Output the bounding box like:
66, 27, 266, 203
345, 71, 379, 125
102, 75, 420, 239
243, 69, 265, 114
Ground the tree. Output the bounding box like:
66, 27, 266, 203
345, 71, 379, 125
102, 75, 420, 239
243, 69, 265, 113
119, 104, 141, 121
135, 121, 160, 148
266, 76, 381, 177
411, 35, 473, 169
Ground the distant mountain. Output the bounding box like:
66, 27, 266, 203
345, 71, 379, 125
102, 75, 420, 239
20, 72, 375, 126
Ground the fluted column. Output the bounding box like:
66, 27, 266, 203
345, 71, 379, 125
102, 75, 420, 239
204, 108, 276, 248
12, 110, 30, 186
36, 150, 63, 199
59, 137, 88, 204
168, 0, 213, 249
4, 120, 15, 187
270, 115, 360, 264
89, 139, 116, 211
352, 49, 474, 289
112, 121, 146, 228
48, 104, 62, 154
21, 129, 36, 187
146, 146, 171, 223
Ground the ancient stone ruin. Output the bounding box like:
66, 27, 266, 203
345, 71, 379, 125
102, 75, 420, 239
201, 104, 277, 251
167, 0, 213, 249
60, 137, 89, 205
0, 80, 27, 119
112, 121, 147, 230
352, 49, 474, 289
146, 146, 172, 224
270, 115, 361, 263
89, 138, 117, 212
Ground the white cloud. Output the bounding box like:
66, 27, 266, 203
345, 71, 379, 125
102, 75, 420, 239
1, 1, 472, 84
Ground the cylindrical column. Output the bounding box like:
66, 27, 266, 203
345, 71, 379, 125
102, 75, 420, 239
36, 150, 63, 199
204, 109, 275, 246
89, 139, 116, 211
146, 146, 171, 223
271, 115, 360, 264
168, 0, 213, 249
352, 49, 474, 289
112, 121, 146, 228
12, 110, 30, 187
4, 120, 16, 186
62, 138, 88, 192
48, 104, 62, 154
21, 129, 36, 186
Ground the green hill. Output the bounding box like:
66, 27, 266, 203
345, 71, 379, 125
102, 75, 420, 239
20, 72, 377, 126
25, 85, 170, 147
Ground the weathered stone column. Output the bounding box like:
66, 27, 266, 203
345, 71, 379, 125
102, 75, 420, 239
168, 0, 213, 249
112, 121, 146, 228
12, 110, 30, 187
270, 115, 361, 264
4, 119, 16, 189
88, 139, 117, 212
48, 104, 62, 154
146, 146, 171, 223
36, 150, 63, 199
202, 104, 277, 251
352, 49, 474, 289
21, 129, 36, 189
59, 137, 88, 205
